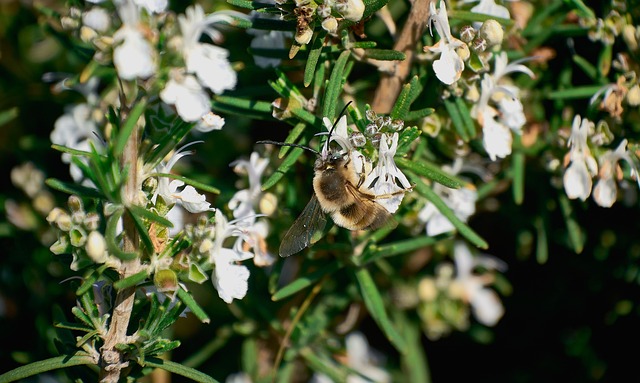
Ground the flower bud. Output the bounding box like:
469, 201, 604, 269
86, 231, 107, 263
84, 212, 101, 231
460, 25, 476, 43
622, 24, 638, 51
627, 84, 640, 106
365, 123, 378, 136
456, 43, 470, 61
390, 119, 405, 131
471, 37, 487, 53
56, 213, 73, 232
480, 19, 503, 47
317, 4, 331, 18
68, 195, 84, 214
259, 192, 278, 216
154, 269, 178, 293
365, 109, 377, 122
295, 27, 313, 45
338, 0, 365, 22
321, 17, 338, 33
418, 278, 437, 301
198, 238, 214, 255
142, 176, 158, 195
350, 132, 367, 147
46, 207, 66, 224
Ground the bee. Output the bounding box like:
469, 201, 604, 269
258, 105, 398, 257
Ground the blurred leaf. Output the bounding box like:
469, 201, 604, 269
272, 261, 342, 301
150, 173, 221, 195
558, 194, 584, 254
143, 358, 219, 383
547, 85, 602, 99
45, 178, 103, 199
355, 268, 407, 354
300, 348, 349, 383
448, 10, 513, 26
534, 216, 549, 264
455, 97, 476, 139
512, 141, 525, 205
572, 54, 598, 80
0, 107, 18, 126
362, 49, 406, 61
444, 98, 469, 142
360, 234, 449, 265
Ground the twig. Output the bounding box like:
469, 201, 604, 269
99, 100, 142, 383
371, 0, 431, 114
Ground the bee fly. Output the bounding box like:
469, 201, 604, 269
258, 104, 398, 257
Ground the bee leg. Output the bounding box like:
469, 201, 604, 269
372, 184, 415, 199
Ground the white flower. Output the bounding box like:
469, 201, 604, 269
133, 0, 167, 13
418, 159, 477, 236
322, 114, 352, 153
249, 5, 290, 68
160, 71, 211, 122
168, 181, 214, 213
178, 5, 239, 94
50, 103, 100, 184
363, 133, 411, 213
338, 0, 366, 22
82, 7, 111, 32
593, 139, 638, 207
311, 332, 390, 383
472, 53, 534, 160
226, 372, 252, 383
453, 241, 506, 326
563, 115, 598, 201
425, 0, 465, 85
210, 210, 254, 303
196, 112, 225, 133
229, 152, 269, 220
113, 1, 156, 80
462, 0, 510, 20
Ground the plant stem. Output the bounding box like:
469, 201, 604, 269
99, 107, 142, 382
370, 0, 431, 113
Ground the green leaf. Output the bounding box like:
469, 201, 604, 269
405, 107, 435, 121
448, 10, 513, 26
395, 126, 421, 156
323, 50, 351, 121
261, 147, 304, 191
0, 354, 96, 383
391, 76, 421, 120
128, 207, 155, 253
443, 98, 469, 142
76, 264, 109, 296
278, 123, 307, 158
300, 348, 349, 383
304, 31, 327, 87
0, 107, 18, 127
51, 144, 95, 158
352, 41, 377, 49
360, 234, 449, 265
226, 0, 254, 9
113, 270, 148, 290
572, 54, 598, 80
183, 326, 233, 368
212, 96, 273, 118
128, 204, 174, 228
399, 315, 432, 383
144, 119, 193, 170
106, 208, 138, 260
558, 194, 584, 254
143, 357, 219, 383
396, 157, 465, 189
45, 178, 103, 199
565, 0, 595, 18
408, 172, 489, 249
114, 99, 146, 157
272, 262, 342, 301
512, 144, 525, 205
177, 286, 210, 323
534, 217, 549, 264
355, 268, 407, 353
455, 97, 476, 139
547, 85, 602, 100
361, 49, 406, 61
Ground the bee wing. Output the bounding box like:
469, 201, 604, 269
279, 194, 327, 257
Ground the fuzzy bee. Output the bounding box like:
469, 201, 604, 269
259, 105, 403, 257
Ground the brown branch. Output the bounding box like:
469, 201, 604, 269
370, 0, 431, 114
99, 105, 142, 383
